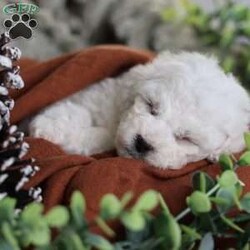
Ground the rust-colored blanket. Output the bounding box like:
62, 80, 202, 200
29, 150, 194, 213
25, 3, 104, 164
11, 46, 250, 221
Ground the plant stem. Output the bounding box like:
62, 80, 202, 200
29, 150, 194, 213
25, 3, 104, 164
95, 216, 115, 237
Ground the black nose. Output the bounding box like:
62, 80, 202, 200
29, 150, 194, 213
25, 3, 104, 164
134, 134, 153, 154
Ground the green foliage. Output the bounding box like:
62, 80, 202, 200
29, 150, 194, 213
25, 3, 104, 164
241, 193, 250, 213
162, 0, 250, 90
154, 212, 181, 250
1, 133, 250, 249
219, 154, 234, 171
244, 132, 250, 150
192, 171, 215, 192
45, 206, 69, 227
133, 190, 158, 211
100, 194, 122, 219
121, 211, 146, 232
187, 191, 212, 214
218, 170, 238, 187
239, 151, 250, 166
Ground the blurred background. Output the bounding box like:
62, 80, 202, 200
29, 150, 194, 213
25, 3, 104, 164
0, 0, 249, 89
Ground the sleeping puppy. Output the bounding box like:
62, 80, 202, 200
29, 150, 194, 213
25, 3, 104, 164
29, 52, 250, 169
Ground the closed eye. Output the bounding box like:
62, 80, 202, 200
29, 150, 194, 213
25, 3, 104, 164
145, 99, 159, 116
175, 132, 199, 146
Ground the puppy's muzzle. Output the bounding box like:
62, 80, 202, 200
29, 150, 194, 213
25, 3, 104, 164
134, 134, 154, 155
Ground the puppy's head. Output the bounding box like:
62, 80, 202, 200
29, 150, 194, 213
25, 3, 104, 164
115, 52, 226, 169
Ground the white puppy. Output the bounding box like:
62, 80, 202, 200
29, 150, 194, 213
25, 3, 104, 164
29, 52, 250, 169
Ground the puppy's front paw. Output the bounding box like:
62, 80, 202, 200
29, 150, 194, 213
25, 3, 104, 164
29, 116, 65, 145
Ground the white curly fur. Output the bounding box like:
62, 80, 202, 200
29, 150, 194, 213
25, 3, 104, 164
29, 52, 250, 169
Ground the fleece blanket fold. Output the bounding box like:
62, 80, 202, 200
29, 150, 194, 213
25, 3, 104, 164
10, 46, 250, 224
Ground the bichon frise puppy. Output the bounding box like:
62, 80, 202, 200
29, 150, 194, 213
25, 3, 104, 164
29, 52, 250, 169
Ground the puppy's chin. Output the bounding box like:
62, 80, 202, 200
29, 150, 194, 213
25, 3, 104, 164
144, 155, 187, 170
116, 146, 133, 159
116, 142, 144, 160
116, 145, 186, 169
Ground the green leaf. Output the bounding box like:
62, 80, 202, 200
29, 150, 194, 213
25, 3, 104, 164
19, 203, 50, 247
121, 211, 145, 231
241, 193, 250, 213
70, 191, 86, 227
30, 221, 50, 246
70, 191, 86, 213
31, 218, 50, 246
54, 235, 77, 250
0, 240, 15, 250
194, 172, 205, 192
222, 56, 236, 72
0, 198, 16, 222
45, 206, 69, 227
180, 224, 201, 240
236, 182, 244, 197
219, 154, 234, 171
233, 184, 243, 210
220, 214, 244, 233
209, 196, 229, 205
125, 225, 156, 246
197, 213, 216, 232
186, 191, 211, 214
154, 212, 181, 250
242, 22, 250, 36
244, 133, 250, 150
216, 187, 236, 213
231, 4, 248, 20
133, 190, 159, 211
192, 171, 215, 192
55, 232, 87, 250
1, 222, 19, 250
36, 246, 54, 250
21, 202, 43, 222
68, 231, 87, 250
181, 234, 196, 250
218, 170, 238, 187
239, 223, 250, 249
243, 243, 250, 250
85, 232, 113, 250
238, 151, 250, 166
221, 23, 236, 47
100, 194, 121, 219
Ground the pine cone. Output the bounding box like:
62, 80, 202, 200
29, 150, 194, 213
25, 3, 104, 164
0, 32, 41, 208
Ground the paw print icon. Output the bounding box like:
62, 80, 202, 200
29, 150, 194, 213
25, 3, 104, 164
4, 14, 38, 39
